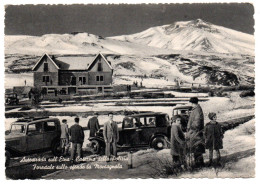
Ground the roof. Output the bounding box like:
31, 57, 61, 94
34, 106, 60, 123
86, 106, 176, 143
173, 105, 193, 110
32, 53, 112, 71
87, 53, 113, 70
32, 53, 60, 71
13, 117, 59, 124
128, 112, 167, 117
54, 56, 94, 70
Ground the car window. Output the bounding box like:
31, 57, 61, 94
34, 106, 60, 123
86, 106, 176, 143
122, 117, 134, 129
11, 124, 26, 134
28, 123, 43, 134
146, 117, 156, 127
43, 121, 56, 132
156, 116, 168, 127
133, 118, 143, 127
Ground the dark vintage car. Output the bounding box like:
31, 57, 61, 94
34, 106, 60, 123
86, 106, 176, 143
5, 117, 61, 166
172, 105, 193, 132
88, 112, 171, 154
5, 93, 19, 105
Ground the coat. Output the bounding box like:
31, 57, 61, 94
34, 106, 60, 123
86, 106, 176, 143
186, 104, 205, 154
60, 123, 69, 139
69, 124, 85, 143
103, 121, 119, 143
170, 124, 186, 156
87, 117, 100, 137
204, 121, 223, 150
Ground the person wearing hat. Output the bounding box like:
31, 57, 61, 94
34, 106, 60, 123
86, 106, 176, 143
103, 112, 119, 161
170, 115, 186, 167
204, 112, 223, 166
87, 112, 100, 137
186, 97, 205, 168
60, 119, 69, 156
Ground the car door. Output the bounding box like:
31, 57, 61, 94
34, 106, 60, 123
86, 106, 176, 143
137, 116, 158, 145
42, 120, 59, 149
26, 122, 44, 152
126, 117, 154, 146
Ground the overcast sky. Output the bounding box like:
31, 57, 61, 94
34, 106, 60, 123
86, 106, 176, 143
4, 3, 254, 37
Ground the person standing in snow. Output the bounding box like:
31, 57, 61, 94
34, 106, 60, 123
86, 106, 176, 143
204, 112, 223, 166
87, 112, 100, 137
60, 119, 70, 156
69, 117, 85, 163
186, 97, 205, 168
103, 112, 119, 161
170, 115, 186, 167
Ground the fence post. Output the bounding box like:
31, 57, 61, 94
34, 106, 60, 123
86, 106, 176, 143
128, 152, 133, 169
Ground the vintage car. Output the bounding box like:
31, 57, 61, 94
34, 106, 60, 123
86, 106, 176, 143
5, 93, 19, 105
5, 117, 61, 166
89, 112, 171, 154
172, 105, 193, 132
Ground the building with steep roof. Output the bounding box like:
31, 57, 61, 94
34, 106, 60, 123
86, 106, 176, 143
32, 53, 113, 95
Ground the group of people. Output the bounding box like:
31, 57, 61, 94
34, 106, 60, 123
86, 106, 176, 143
60, 96, 224, 167
60, 112, 119, 163
60, 117, 85, 164
170, 97, 224, 168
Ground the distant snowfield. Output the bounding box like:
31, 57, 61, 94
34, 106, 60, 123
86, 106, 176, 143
111, 19, 254, 55
5, 73, 33, 89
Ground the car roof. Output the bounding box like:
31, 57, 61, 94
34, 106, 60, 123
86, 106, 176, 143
128, 112, 167, 117
12, 117, 59, 125
173, 105, 193, 110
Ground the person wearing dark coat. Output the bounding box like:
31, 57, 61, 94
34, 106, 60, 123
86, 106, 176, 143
87, 112, 100, 137
170, 115, 186, 166
186, 97, 205, 167
204, 112, 223, 166
69, 117, 85, 163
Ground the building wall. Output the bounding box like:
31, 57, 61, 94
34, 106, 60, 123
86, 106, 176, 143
59, 71, 89, 86
88, 55, 112, 72
34, 55, 58, 72
33, 55, 59, 87
88, 72, 112, 85
34, 72, 59, 87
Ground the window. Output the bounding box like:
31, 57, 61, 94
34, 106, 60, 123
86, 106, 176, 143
79, 77, 86, 85
100, 76, 104, 81
27, 123, 43, 134
71, 76, 76, 85
147, 117, 156, 127
11, 124, 26, 134
96, 76, 103, 82
43, 121, 56, 132
98, 62, 102, 71
42, 76, 50, 82
96, 76, 100, 81
44, 63, 48, 72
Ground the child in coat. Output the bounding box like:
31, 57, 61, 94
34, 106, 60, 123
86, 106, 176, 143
171, 115, 186, 167
204, 112, 224, 166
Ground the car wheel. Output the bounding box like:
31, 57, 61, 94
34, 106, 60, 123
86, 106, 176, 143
51, 139, 62, 156
152, 136, 167, 150
5, 151, 11, 167
90, 140, 101, 154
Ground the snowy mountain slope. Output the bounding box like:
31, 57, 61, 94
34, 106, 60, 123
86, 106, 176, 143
110, 19, 254, 55
4, 33, 174, 56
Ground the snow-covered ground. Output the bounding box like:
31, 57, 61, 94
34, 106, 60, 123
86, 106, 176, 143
43, 118, 255, 179
5, 73, 33, 89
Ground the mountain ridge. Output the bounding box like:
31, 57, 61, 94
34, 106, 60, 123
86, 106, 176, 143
110, 19, 254, 55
